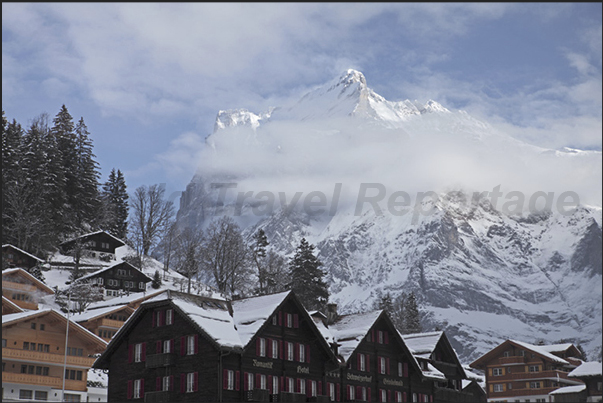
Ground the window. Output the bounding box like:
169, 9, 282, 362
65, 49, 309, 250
359, 353, 366, 371
139, 282, 145, 290
381, 389, 387, 402
298, 378, 306, 394
259, 374, 267, 390
186, 373, 195, 392
493, 384, 504, 392
413, 393, 418, 402
503, 351, 510, 357
163, 340, 171, 354
35, 391, 48, 401
64, 369, 83, 380
2, 339, 6, 348
396, 391, 403, 402
299, 344, 305, 362
528, 365, 540, 372
166, 309, 173, 325
519, 350, 525, 357
272, 339, 279, 359
380, 357, 386, 374
259, 338, 266, 357
19, 390, 33, 400
530, 382, 541, 389
225, 370, 234, 390
118, 269, 126, 276
597, 381, 602, 391
288, 377, 295, 393
187, 336, 195, 355
378, 330, 384, 344
398, 361, 403, 377
23, 342, 29, 350
329, 383, 336, 401
248, 373, 255, 391
67, 347, 83, 356
310, 380, 317, 397
348, 385, 356, 400
134, 343, 142, 362
286, 313, 293, 328
63, 394, 81, 402
272, 315, 278, 326
31, 323, 36, 329
133, 379, 142, 398
493, 368, 503, 376
272, 376, 279, 394
287, 342, 294, 361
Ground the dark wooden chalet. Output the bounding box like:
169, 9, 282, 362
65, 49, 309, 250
565, 361, 602, 402
402, 331, 477, 403
2, 244, 45, 269
325, 308, 424, 402
78, 261, 152, 297
59, 230, 126, 259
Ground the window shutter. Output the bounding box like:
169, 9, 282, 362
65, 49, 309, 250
194, 334, 199, 354
268, 375, 272, 393
180, 373, 185, 393
403, 392, 407, 402
128, 344, 133, 363
256, 373, 261, 390
404, 362, 408, 377
127, 380, 133, 399
371, 329, 375, 342
295, 343, 300, 362
140, 379, 145, 399
318, 381, 322, 395
152, 310, 156, 327
267, 339, 272, 358
170, 339, 174, 353
388, 390, 392, 402
141, 342, 146, 362
356, 386, 362, 399
367, 387, 371, 402
306, 344, 310, 363
280, 376, 284, 393
244, 372, 249, 391
357, 353, 361, 370
223, 369, 228, 390
294, 314, 299, 328
180, 337, 185, 356
385, 331, 389, 344
297, 378, 302, 393
169, 375, 174, 391
256, 338, 261, 357
156, 377, 161, 391
194, 372, 198, 392
279, 340, 283, 359
386, 357, 390, 375
367, 355, 370, 371
278, 311, 282, 326
235, 371, 240, 391
336, 383, 341, 402
156, 340, 161, 354
306, 379, 311, 397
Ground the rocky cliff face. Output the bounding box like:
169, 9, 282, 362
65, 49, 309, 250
176, 70, 602, 362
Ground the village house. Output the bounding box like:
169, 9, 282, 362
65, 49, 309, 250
77, 261, 152, 298
59, 230, 126, 259
71, 304, 136, 342
2, 244, 45, 270
2, 309, 108, 402
549, 361, 603, 402
470, 339, 585, 402
2, 267, 55, 310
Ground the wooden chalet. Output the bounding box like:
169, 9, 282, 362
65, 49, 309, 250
2, 244, 45, 269
402, 331, 476, 403
78, 261, 152, 297
2, 295, 24, 315
556, 361, 603, 402
2, 309, 107, 402
71, 304, 135, 342
2, 268, 55, 310
59, 230, 126, 261
469, 339, 585, 402
324, 308, 424, 402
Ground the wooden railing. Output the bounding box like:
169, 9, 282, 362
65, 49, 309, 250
2, 372, 62, 388
2, 281, 38, 293
2, 347, 96, 367
99, 318, 125, 328
492, 369, 571, 382
497, 356, 527, 365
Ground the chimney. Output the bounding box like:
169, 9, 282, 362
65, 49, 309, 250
326, 303, 338, 326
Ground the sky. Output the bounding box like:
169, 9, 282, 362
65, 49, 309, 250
2, 3, 602, 207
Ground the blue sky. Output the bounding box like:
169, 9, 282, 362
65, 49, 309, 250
2, 3, 601, 201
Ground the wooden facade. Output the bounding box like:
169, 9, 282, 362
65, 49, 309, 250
470, 340, 585, 402
2, 309, 107, 402
2, 244, 45, 269
566, 362, 603, 402
2, 267, 55, 310
59, 230, 126, 260
79, 261, 152, 297
72, 304, 135, 342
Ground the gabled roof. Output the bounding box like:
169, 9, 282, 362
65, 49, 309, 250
87, 289, 167, 310
548, 384, 587, 395
60, 230, 126, 248
470, 339, 573, 369
402, 331, 467, 379
77, 261, 152, 283
2, 295, 24, 314
2, 309, 107, 351
329, 310, 383, 361
569, 361, 603, 378
2, 267, 55, 295
2, 244, 45, 263
70, 304, 134, 323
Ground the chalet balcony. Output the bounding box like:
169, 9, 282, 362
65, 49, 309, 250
497, 356, 527, 365
307, 396, 330, 403
491, 369, 572, 382
246, 389, 270, 402
2, 372, 87, 391
145, 353, 176, 369
492, 386, 560, 398
99, 318, 125, 329
432, 360, 461, 377
144, 390, 173, 403
3, 281, 38, 293
2, 347, 97, 367
279, 392, 308, 402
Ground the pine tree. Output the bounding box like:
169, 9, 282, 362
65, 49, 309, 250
74, 117, 101, 228
101, 168, 129, 239
152, 270, 162, 289
403, 291, 422, 334
251, 229, 270, 294
288, 238, 329, 311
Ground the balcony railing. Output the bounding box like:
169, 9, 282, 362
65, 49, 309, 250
3, 282, 38, 293
3, 372, 62, 388
492, 386, 560, 397
145, 390, 173, 403
491, 369, 571, 382
145, 353, 176, 369
497, 356, 527, 365
279, 392, 307, 403
99, 318, 126, 328
2, 347, 96, 367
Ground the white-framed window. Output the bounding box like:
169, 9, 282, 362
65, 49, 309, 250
272, 376, 279, 394
398, 361, 403, 377
519, 350, 525, 357
493, 384, 504, 392
287, 342, 294, 361
248, 373, 255, 390
378, 330, 384, 344
259, 374, 267, 390
329, 383, 336, 401
288, 377, 295, 393
597, 381, 602, 391
272, 315, 278, 326
396, 391, 403, 402
163, 376, 171, 391
361, 386, 367, 401
493, 368, 503, 376
299, 344, 305, 362
380, 389, 387, 402
156, 311, 162, 326
118, 269, 126, 276
133, 379, 142, 398
299, 378, 306, 394
286, 313, 293, 328
139, 282, 145, 290
187, 335, 195, 355
166, 309, 173, 325
272, 339, 278, 359
412, 392, 417, 402
259, 338, 266, 357
380, 357, 386, 374
349, 385, 356, 400
530, 381, 541, 389
186, 373, 195, 392
134, 343, 142, 362
503, 350, 510, 357
97, 277, 104, 285
163, 340, 171, 353
226, 370, 234, 390
360, 353, 366, 371
310, 380, 317, 397
529, 365, 540, 372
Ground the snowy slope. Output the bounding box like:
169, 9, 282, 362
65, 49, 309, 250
177, 70, 602, 362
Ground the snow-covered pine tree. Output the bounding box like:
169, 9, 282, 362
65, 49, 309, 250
74, 117, 101, 228
152, 270, 162, 289
403, 291, 422, 334
101, 168, 129, 240
250, 228, 270, 295
288, 238, 329, 311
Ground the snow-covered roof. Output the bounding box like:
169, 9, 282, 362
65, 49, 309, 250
548, 384, 587, 395
2, 244, 44, 262
87, 289, 168, 310
2, 295, 24, 313
231, 291, 290, 347
60, 230, 126, 247
77, 261, 151, 282
569, 361, 603, 378
538, 343, 575, 354
402, 331, 443, 355
510, 340, 570, 364
328, 310, 383, 361
2, 309, 47, 325
424, 362, 447, 381
70, 304, 132, 322
2, 267, 55, 294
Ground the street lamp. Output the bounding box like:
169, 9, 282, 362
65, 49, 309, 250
61, 277, 80, 402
